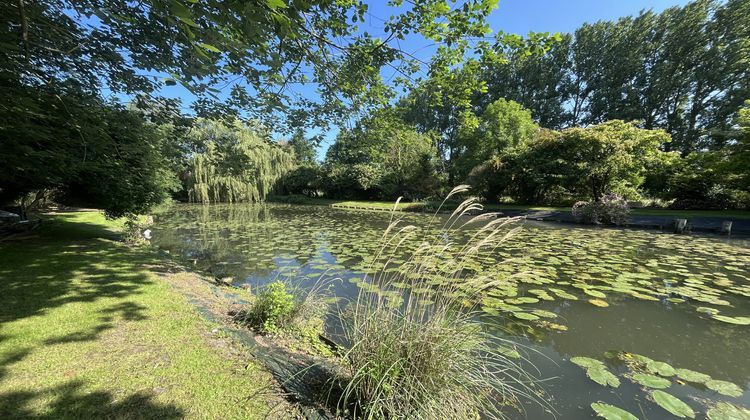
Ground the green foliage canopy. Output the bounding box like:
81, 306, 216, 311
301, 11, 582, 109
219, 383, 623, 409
324, 110, 439, 200
186, 119, 296, 203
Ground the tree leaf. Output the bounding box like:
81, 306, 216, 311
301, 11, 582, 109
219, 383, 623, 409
199, 43, 221, 53
591, 402, 639, 420
266, 0, 287, 10
651, 390, 695, 418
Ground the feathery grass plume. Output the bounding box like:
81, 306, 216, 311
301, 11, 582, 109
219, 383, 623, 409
334, 188, 545, 419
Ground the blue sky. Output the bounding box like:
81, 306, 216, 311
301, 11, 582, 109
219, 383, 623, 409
115, 0, 692, 159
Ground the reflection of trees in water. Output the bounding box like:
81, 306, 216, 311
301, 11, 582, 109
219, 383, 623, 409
154, 204, 344, 279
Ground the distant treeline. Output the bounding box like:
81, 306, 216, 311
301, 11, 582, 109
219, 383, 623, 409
2, 0, 748, 217
299, 0, 750, 208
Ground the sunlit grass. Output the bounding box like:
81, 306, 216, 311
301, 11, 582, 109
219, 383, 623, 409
0, 211, 283, 419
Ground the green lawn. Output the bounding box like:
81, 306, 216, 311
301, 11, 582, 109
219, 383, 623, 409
0, 212, 288, 419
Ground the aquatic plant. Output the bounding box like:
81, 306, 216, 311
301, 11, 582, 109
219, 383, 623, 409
335, 186, 542, 419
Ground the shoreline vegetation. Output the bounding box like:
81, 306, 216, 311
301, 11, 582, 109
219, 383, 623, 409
268, 195, 750, 221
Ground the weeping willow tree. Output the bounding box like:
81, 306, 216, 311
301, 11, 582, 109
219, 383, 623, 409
187, 119, 296, 203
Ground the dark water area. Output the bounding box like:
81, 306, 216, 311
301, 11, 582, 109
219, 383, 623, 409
151, 203, 750, 419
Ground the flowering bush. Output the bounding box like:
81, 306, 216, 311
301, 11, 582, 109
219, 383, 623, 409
572, 194, 630, 226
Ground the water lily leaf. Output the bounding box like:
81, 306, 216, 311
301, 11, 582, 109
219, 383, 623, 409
570, 356, 605, 369
513, 312, 539, 321
712, 314, 750, 325
675, 368, 711, 384
666, 297, 686, 303
630, 373, 671, 389
538, 321, 568, 331
706, 402, 750, 420
650, 390, 695, 418
589, 299, 609, 307
697, 306, 720, 315
628, 353, 654, 365
531, 309, 557, 318
584, 289, 607, 298
506, 297, 539, 304
549, 288, 578, 300
587, 366, 621, 388
705, 379, 743, 397
591, 402, 639, 420
646, 360, 676, 377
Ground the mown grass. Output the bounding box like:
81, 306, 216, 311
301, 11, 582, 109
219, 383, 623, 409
0, 211, 287, 419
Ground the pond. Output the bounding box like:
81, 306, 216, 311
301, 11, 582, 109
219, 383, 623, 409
151, 203, 750, 419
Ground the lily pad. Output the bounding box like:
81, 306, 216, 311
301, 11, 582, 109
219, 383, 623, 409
630, 373, 671, 389
570, 356, 605, 369
498, 345, 521, 359
646, 360, 676, 377
711, 314, 750, 325
591, 402, 639, 420
589, 299, 610, 307
513, 312, 540, 321
697, 306, 720, 315
650, 390, 695, 418
706, 402, 750, 420
586, 366, 621, 388
675, 368, 711, 384
705, 379, 743, 397
584, 289, 607, 298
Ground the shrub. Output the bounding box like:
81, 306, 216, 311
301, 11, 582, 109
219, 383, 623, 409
335, 187, 542, 418
276, 165, 323, 197
572, 193, 630, 226
238, 280, 328, 335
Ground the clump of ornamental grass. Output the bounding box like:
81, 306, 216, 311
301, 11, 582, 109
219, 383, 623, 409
334, 186, 544, 419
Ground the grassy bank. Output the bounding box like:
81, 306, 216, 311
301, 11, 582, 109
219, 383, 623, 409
270, 196, 750, 220
0, 212, 289, 419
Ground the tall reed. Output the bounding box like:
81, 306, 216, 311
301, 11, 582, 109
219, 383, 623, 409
335, 186, 543, 419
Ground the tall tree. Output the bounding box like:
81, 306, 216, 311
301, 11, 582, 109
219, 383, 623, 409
454, 99, 538, 180
186, 119, 296, 203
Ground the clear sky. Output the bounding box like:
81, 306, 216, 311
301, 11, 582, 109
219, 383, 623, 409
119, 0, 693, 159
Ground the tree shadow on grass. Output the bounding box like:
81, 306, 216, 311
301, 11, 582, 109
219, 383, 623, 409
0, 380, 183, 419
0, 215, 153, 326
0, 214, 156, 385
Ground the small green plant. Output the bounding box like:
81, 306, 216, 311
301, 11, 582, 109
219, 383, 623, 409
238, 280, 329, 335
244, 281, 296, 334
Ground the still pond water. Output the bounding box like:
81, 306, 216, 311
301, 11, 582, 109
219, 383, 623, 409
152, 203, 750, 419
